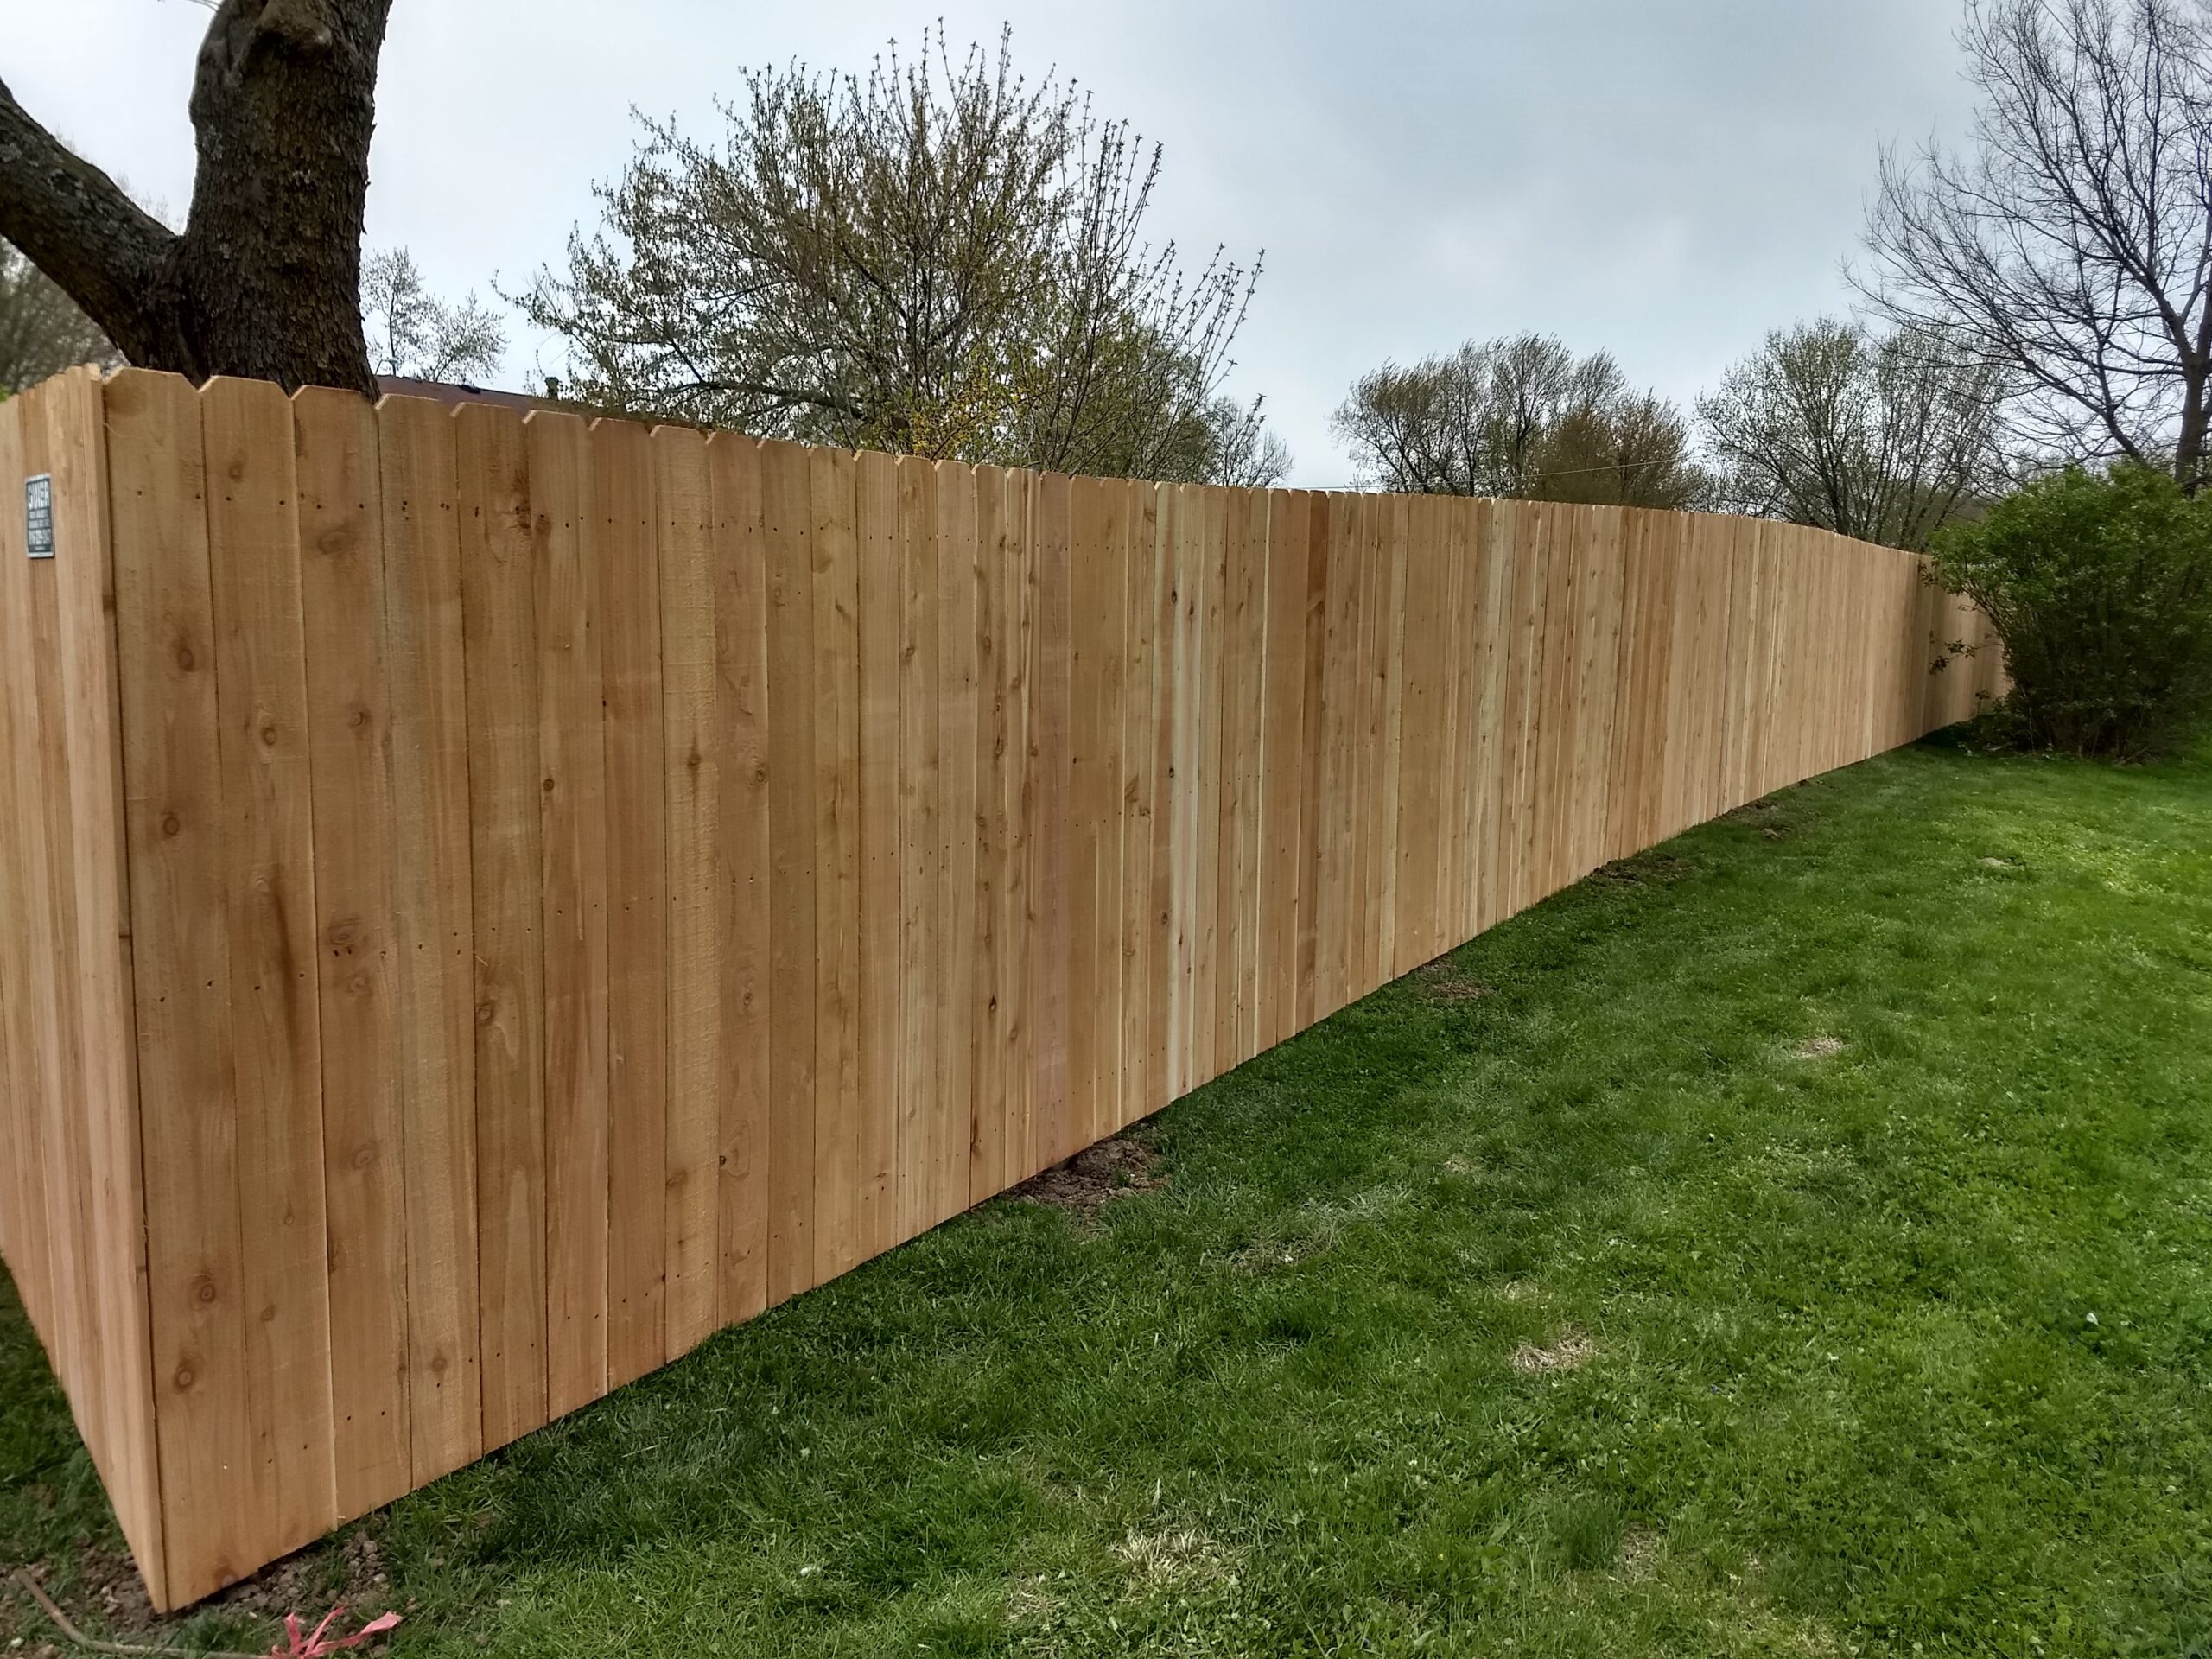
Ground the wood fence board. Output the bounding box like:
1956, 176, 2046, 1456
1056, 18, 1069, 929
654, 426, 718, 1357
1313, 495, 1359, 1017
1344, 493, 1380, 1000
1377, 496, 1409, 981
1026, 474, 1072, 1169
1119, 481, 1159, 1128
934, 461, 980, 1216
454, 402, 547, 1450
1003, 473, 1037, 1179
1469, 501, 1512, 932
14, 381, 87, 1400
200, 376, 335, 1562
592, 419, 668, 1389
1066, 477, 1119, 1141
969, 467, 1011, 1193
1445, 499, 1478, 932
105, 369, 236, 1605
1216, 488, 1261, 1070
1394, 496, 1449, 969
809, 448, 864, 1284
894, 457, 944, 1219
760, 439, 818, 1302
376, 395, 481, 1480
855, 449, 902, 1249
1189, 485, 1227, 1082
1294, 494, 1330, 1028
1259, 490, 1310, 1047
0, 388, 58, 1395
1141, 485, 1177, 1122
1165, 486, 1202, 1099
528, 411, 611, 1419
1572, 508, 1626, 882
16, 374, 151, 1599
33, 371, 158, 1593
293, 385, 410, 1518
709, 435, 772, 1325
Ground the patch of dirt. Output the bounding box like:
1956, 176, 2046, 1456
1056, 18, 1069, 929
1512, 1330, 1598, 1374
1592, 853, 1696, 888
1791, 1035, 1847, 1060
211, 1529, 396, 1625
1012, 1136, 1165, 1218
5, 1528, 401, 1658
1415, 961, 1495, 1004
1725, 800, 1790, 839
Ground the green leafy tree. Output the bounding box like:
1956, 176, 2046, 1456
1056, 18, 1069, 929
520, 26, 1285, 484
1932, 463, 2212, 756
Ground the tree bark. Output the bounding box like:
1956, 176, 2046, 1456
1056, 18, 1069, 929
0, 0, 391, 396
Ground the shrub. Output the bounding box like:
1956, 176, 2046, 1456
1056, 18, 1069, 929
1929, 463, 2212, 758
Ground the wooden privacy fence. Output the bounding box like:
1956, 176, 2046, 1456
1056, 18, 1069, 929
0, 365, 2003, 1608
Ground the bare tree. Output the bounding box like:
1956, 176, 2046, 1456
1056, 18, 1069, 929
1860, 0, 2212, 489
360, 246, 506, 384
1699, 319, 2009, 550
1332, 334, 1709, 508
0, 239, 115, 395
0, 0, 391, 395
519, 26, 1281, 482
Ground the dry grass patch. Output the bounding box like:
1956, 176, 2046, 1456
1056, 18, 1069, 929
1617, 1526, 1662, 1583
1512, 1330, 1598, 1374
1113, 1529, 1238, 1592
1791, 1035, 1847, 1060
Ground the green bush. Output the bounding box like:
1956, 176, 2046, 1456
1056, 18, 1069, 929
1930, 463, 2212, 759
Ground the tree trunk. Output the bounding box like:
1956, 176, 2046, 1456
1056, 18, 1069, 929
2174, 363, 2209, 496
0, 0, 391, 397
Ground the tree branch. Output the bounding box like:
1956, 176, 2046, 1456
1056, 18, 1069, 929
0, 71, 182, 365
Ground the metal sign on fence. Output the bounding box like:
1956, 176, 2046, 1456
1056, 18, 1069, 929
24, 473, 54, 559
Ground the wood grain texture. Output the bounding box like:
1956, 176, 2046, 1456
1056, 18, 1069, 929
855, 450, 902, 1252
895, 457, 945, 1224
593, 419, 668, 1389
709, 435, 772, 1326
655, 426, 718, 1358
376, 394, 480, 1483
760, 440, 818, 1303
530, 411, 611, 1420
294, 385, 410, 1520
18, 368, 2005, 1613
35, 370, 165, 1602
454, 402, 547, 1452
201, 377, 336, 1567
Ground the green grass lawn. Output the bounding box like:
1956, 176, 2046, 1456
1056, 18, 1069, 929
5, 734, 2210, 1657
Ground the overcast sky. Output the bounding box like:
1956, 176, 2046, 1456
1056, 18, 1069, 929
14, 1, 1977, 484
